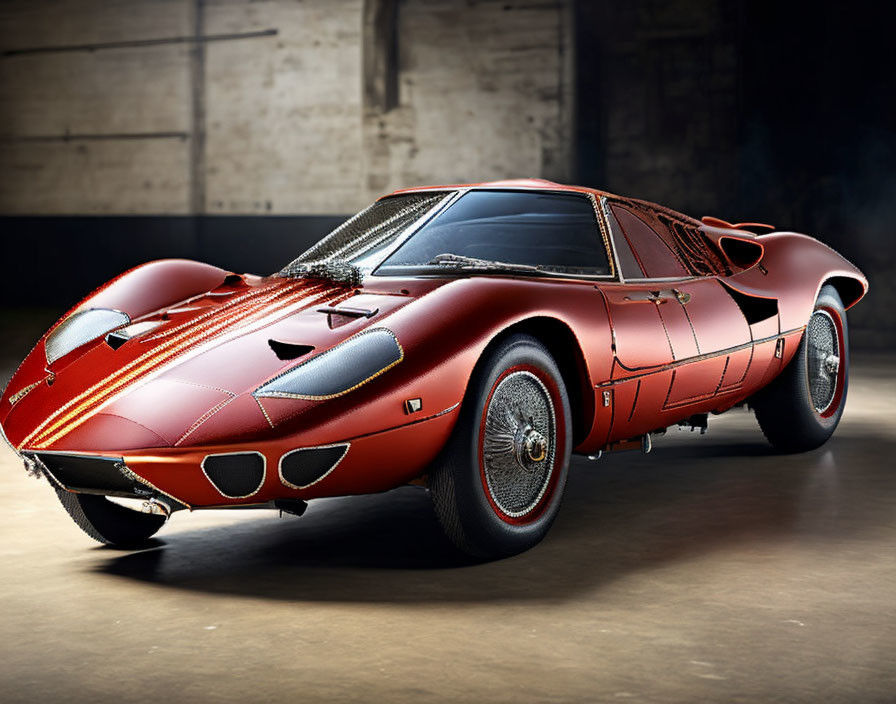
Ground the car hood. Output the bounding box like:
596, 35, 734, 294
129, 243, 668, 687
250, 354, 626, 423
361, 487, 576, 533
0, 275, 443, 453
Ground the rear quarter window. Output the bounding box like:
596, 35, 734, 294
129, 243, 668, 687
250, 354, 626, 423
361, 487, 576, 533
609, 204, 689, 278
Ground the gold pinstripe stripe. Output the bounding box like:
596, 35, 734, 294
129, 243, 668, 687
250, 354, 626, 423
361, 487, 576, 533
28, 286, 332, 448
29, 285, 335, 449
22, 285, 299, 447
22, 282, 346, 450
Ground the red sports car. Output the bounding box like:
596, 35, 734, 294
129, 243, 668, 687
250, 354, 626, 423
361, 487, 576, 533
0, 180, 867, 558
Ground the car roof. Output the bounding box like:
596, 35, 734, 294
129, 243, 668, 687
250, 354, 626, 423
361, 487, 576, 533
386, 178, 603, 197
384, 179, 700, 226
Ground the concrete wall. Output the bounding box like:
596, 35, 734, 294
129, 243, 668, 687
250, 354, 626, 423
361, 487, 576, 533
360, 0, 574, 202
0, 0, 573, 216
0, 0, 892, 344
203, 0, 364, 214
576, 1, 741, 216
0, 0, 192, 213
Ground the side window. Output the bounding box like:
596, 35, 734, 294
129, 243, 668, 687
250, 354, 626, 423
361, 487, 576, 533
609, 204, 689, 278
655, 215, 728, 276
606, 209, 644, 279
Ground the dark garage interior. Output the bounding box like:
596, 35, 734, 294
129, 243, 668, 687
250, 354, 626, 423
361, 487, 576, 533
1, 2, 894, 702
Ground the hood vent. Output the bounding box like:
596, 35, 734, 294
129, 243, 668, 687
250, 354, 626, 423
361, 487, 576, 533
268, 340, 315, 361
318, 304, 379, 329
106, 321, 163, 350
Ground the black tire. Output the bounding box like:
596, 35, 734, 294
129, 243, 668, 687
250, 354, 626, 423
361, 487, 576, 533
55, 489, 166, 547
753, 284, 849, 452
430, 333, 572, 560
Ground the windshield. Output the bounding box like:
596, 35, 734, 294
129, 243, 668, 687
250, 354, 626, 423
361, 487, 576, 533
278, 188, 611, 284
376, 190, 611, 277
279, 192, 451, 281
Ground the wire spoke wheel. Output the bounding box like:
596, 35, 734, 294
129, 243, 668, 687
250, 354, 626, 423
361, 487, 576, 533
55, 489, 167, 547
429, 333, 571, 559
806, 309, 840, 414
752, 284, 849, 452
481, 370, 556, 519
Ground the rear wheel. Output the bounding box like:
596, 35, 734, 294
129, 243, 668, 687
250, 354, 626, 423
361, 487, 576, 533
753, 284, 849, 452
430, 334, 572, 560
55, 489, 166, 547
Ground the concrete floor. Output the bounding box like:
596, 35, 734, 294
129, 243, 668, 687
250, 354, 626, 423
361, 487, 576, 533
1, 350, 894, 703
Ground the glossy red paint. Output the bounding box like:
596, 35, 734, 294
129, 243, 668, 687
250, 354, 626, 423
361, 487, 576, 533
700, 215, 775, 232
0, 180, 868, 512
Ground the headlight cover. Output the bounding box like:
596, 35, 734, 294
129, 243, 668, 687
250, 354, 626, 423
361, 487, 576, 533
45, 308, 130, 365
253, 328, 403, 400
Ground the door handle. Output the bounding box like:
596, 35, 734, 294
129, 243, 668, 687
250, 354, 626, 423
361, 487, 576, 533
622, 289, 690, 305
622, 290, 667, 304
672, 289, 691, 305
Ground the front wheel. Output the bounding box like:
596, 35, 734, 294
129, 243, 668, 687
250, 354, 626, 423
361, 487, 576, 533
55, 489, 167, 547
430, 334, 572, 560
753, 284, 849, 452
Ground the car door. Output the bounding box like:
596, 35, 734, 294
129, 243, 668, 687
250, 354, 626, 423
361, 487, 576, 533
647, 213, 757, 406
597, 200, 681, 441
603, 200, 753, 431
660, 277, 752, 407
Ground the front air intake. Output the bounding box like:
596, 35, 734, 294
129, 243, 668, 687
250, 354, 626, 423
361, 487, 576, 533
34, 452, 138, 496
201, 452, 266, 498
279, 444, 349, 490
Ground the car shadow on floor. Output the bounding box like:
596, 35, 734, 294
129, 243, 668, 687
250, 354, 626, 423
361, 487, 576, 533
91, 428, 896, 604
1, 309, 888, 605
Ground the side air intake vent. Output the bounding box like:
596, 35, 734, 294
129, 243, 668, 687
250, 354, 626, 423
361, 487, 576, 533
718, 236, 764, 270
721, 282, 779, 325
254, 328, 403, 400
106, 321, 163, 350
279, 444, 349, 490
268, 339, 314, 361
201, 452, 266, 498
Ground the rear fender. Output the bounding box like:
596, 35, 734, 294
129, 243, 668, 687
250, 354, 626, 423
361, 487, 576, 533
723, 232, 867, 332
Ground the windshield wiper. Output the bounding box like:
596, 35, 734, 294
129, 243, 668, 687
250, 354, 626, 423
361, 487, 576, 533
424, 253, 547, 274
279, 258, 363, 286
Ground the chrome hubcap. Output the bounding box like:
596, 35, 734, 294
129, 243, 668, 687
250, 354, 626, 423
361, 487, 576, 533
824, 353, 840, 375
522, 429, 548, 463
482, 371, 556, 518
807, 309, 840, 414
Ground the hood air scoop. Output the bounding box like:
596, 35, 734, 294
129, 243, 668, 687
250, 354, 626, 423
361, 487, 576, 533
268, 340, 315, 361
106, 321, 164, 350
